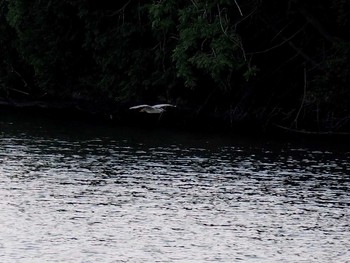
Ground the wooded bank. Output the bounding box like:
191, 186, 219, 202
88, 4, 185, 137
1, 1, 349, 134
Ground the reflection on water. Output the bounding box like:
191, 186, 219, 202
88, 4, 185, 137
0, 115, 349, 262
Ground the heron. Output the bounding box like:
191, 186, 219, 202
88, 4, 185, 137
129, 104, 176, 114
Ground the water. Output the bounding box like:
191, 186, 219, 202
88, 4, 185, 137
0, 114, 349, 262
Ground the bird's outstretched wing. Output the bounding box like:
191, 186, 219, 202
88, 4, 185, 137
129, 104, 150, 110
153, 104, 176, 109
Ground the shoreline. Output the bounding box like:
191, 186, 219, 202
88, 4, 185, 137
1, 98, 349, 143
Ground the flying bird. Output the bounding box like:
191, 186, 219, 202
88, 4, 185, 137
129, 104, 176, 114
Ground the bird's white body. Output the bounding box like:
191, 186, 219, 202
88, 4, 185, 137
129, 104, 176, 114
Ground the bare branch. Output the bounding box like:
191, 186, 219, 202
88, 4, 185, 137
190, 0, 199, 9
271, 22, 292, 42
299, 7, 340, 44
217, 4, 228, 36
106, 0, 132, 17
274, 124, 350, 135
293, 66, 307, 128
248, 20, 322, 69
234, 0, 243, 16
247, 24, 306, 55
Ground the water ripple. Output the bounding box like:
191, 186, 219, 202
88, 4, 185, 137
0, 132, 349, 263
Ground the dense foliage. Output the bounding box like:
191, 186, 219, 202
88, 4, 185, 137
1, 0, 349, 132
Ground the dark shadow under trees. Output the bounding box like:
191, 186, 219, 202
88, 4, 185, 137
0, 0, 349, 134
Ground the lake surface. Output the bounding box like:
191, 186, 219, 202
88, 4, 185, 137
0, 113, 349, 262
